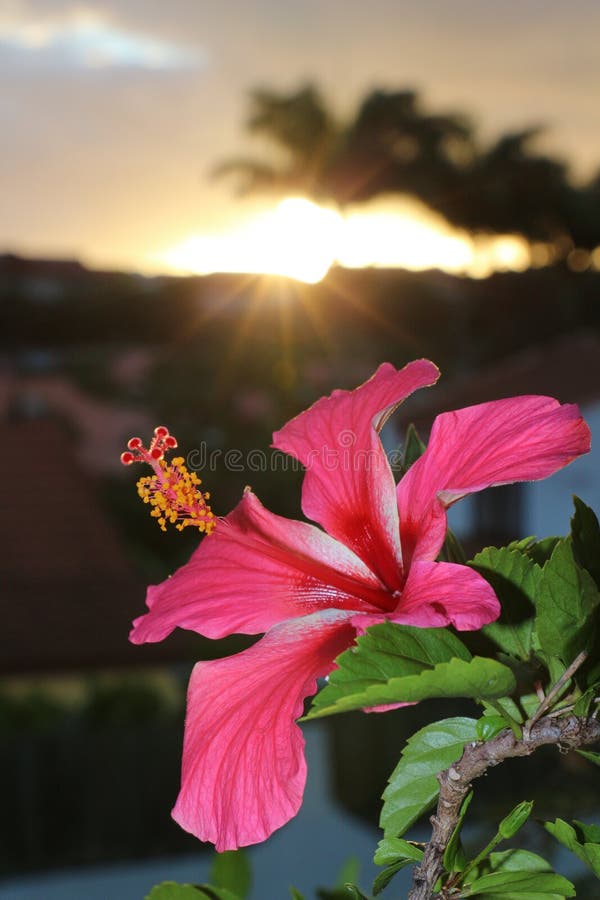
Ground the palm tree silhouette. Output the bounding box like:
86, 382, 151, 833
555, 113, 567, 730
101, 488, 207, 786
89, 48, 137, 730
320, 89, 473, 207
212, 85, 337, 198
214, 84, 600, 248
213, 85, 472, 209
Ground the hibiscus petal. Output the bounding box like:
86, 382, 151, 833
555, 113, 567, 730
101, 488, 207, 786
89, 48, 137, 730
395, 559, 500, 630
130, 490, 389, 644
273, 360, 439, 589
352, 561, 499, 633
397, 396, 591, 564
172, 610, 356, 850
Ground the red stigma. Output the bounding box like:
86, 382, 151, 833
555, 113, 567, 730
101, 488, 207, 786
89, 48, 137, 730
121, 425, 180, 467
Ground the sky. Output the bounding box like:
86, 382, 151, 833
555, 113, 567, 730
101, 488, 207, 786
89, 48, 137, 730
2, 0, 600, 274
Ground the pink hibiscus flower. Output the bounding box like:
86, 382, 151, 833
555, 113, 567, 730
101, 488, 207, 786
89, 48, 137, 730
127, 360, 590, 851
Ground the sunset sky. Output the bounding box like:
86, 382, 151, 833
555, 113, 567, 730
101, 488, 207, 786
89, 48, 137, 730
2, 0, 600, 277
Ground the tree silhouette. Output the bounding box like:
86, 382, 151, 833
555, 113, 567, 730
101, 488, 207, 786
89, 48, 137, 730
212, 85, 337, 197
214, 85, 472, 210
441, 128, 572, 240
320, 89, 473, 208
214, 84, 600, 249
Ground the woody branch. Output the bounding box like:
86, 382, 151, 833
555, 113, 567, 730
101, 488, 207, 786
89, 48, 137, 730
408, 714, 600, 900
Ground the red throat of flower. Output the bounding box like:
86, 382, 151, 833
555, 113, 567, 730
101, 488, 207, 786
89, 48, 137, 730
121, 426, 215, 535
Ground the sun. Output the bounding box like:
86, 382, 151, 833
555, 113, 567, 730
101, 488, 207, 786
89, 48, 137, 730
151, 195, 532, 282
157, 198, 343, 284
338, 199, 474, 273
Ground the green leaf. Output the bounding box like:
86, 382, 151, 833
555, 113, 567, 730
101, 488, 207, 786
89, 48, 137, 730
525, 536, 561, 568
464, 849, 564, 898
306, 624, 515, 718
315, 656, 514, 717
146, 886, 204, 900
535, 540, 600, 664
507, 536, 538, 553
334, 858, 361, 887
483, 696, 525, 724
458, 802, 535, 886
583, 653, 600, 690
402, 423, 427, 473
506, 535, 561, 567
381, 717, 478, 838
571, 500, 600, 683
486, 849, 554, 874
374, 837, 424, 866
576, 749, 600, 766
196, 889, 240, 900
372, 861, 412, 896
145, 885, 238, 900
306, 624, 468, 718
317, 887, 370, 900
470, 547, 542, 660
289, 889, 305, 900
439, 527, 467, 564
444, 790, 473, 872
574, 819, 600, 843
343, 888, 370, 900
316, 859, 366, 900
543, 818, 600, 878
318, 859, 366, 900
464, 869, 576, 896
209, 851, 251, 899
573, 686, 598, 716
571, 497, 600, 589
533, 653, 567, 686
476, 716, 508, 741
581, 844, 600, 879
519, 693, 542, 719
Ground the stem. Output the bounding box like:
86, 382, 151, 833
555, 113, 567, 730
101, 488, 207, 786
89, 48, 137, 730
407, 713, 600, 899
455, 830, 504, 886
523, 651, 587, 738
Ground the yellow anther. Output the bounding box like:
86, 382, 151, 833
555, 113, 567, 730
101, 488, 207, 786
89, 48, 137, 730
123, 427, 215, 536
133, 454, 214, 536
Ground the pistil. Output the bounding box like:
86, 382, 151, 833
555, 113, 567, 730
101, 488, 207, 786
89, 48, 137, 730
121, 426, 215, 534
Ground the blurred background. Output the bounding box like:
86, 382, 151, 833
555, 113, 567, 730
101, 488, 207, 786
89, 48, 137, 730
1, 1, 600, 897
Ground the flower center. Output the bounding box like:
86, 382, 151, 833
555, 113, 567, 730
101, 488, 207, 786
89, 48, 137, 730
121, 426, 215, 535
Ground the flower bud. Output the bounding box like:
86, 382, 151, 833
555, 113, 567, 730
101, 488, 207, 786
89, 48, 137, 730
498, 800, 533, 839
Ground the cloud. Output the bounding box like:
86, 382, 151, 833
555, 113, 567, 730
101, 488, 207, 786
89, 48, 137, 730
0, 6, 207, 70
